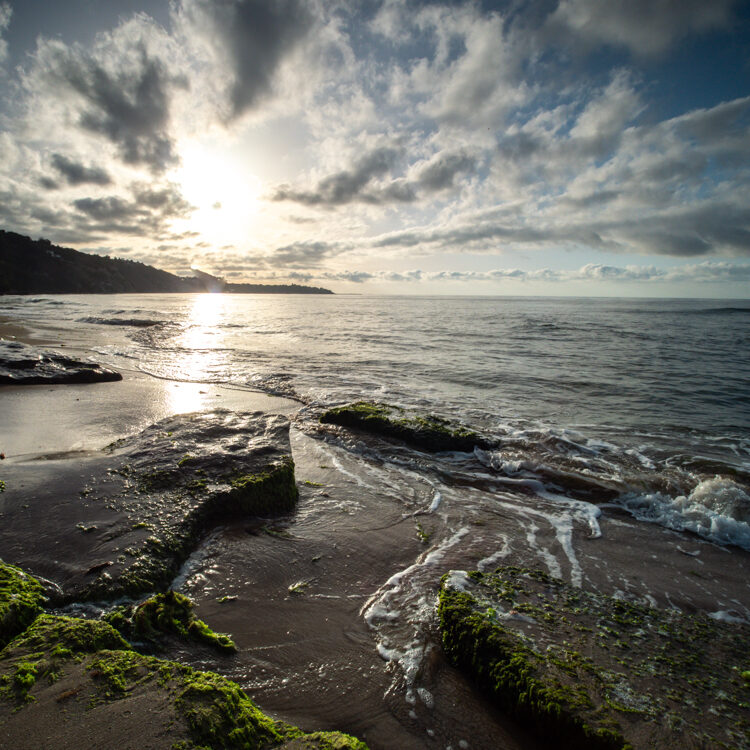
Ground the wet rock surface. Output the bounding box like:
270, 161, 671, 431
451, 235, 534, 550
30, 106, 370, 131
0, 410, 299, 604
70, 410, 299, 602
439, 566, 750, 750
319, 401, 493, 453
0, 340, 122, 385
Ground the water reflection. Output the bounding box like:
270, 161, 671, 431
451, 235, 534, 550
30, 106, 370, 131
168, 294, 228, 413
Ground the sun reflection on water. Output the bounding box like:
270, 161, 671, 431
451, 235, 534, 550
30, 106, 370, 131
168, 293, 229, 414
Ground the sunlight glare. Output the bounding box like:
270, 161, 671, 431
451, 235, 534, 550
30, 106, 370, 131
171, 141, 263, 246
168, 294, 228, 413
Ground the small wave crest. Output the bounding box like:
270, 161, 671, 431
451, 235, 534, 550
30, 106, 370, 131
79, 316, 162, 327
618, 476, 750, 550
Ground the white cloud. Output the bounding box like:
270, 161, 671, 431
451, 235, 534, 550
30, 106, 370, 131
292, 261, 750, 285
550, 0, 736, 56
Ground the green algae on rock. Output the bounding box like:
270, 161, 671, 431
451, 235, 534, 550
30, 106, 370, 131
0, 611, 368, 749
104, 590, 236, 653
320, 401, 491, 453
64, 410, 299, 602
438, 567, 750, 750
0, 561, 46, 649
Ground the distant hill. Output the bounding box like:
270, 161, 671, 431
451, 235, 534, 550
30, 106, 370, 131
0, 231, 333, 295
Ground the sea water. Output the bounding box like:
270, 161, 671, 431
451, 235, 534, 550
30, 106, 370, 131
3, 293, 748, 544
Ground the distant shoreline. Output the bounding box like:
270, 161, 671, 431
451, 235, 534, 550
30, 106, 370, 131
0, 230, 334, 296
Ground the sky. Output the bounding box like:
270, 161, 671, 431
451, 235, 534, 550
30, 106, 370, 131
0, 0, 749, 296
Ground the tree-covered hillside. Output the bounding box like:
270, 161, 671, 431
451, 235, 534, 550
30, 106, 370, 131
0, 231, 332, 295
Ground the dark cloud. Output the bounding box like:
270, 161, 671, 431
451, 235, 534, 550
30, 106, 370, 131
39, 177, 59, 190
272, 146, 408, 206
51, 153, 111, 186
268, 240, 340, 267
179, 0, 313, 119
73, 196, 133, 221
414, 150, 477, 192
71, 182, 193, 237
371, 200, 750, 258
271, 145, 476, 207
44, 42, 183, 172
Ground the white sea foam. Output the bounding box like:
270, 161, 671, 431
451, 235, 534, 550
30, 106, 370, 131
619, 476, 750, 551
361, 527, 470, 706
708, 609, 750, 625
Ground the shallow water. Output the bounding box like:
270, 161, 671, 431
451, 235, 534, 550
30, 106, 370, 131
1, 293, 749, 748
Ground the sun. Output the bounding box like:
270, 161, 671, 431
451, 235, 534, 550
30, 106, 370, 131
170, 140, 263, 247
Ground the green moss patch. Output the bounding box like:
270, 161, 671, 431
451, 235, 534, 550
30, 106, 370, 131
320, 401, 491, 453
0, 562, 46, 649
0, 610, 368, 749
439, 567, 750, 750
104, 590, 236, 653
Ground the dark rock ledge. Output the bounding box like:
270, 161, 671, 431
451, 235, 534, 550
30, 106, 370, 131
0, 340, 122, 385
67, 410, 299, 603
439, 566, 750, 750
319, 401, 493, 453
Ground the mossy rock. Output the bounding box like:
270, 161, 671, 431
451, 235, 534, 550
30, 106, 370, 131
0, 611, 368, 749
0, 561, 46, 649
104, 590, 236, 653
320, 401, 491, 453
438, 567, 750, 750
72, 411, 300, 602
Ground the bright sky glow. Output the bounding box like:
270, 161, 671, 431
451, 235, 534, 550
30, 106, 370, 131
171, 141, 263, 248
0, 0, 749, 296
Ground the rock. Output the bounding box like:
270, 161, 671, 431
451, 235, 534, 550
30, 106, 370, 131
0, 340, 122, 385
70, 410, 298, 602
438, 566, 750, 750
0, 561, 46, 649
320, 401, 492, 452
104, 590, 236, 654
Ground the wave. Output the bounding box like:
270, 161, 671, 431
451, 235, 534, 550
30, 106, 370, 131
79, 316, 162, 327
618, 476, 750, 550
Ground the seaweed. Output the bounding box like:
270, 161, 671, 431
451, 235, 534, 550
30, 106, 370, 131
0, 561, 46, 649
438, 567, 750, 750
104, 590, 236, 653
320, 401, 491, 452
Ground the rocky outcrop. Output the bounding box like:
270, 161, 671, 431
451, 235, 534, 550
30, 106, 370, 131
0, 340, 122, 385
0, 562, 46, 649
438, 566, 750, 750
320, 401, 492, 453
68, 410, 299, 602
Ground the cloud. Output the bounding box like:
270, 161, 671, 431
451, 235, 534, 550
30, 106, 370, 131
27, 20, 184, 173
71, 181, 193, 237
50, 153, 112, 186
0, 2, 10, 65
411, 149, 477, 192
271, 144, 479, 207
550, 0, 736, 56
174, 0, 314, 120
271, 145, 415, 206
298, 261, 750, 285
267, 240, 342, 268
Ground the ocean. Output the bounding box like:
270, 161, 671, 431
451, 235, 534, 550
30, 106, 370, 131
1, 292, 749, 748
